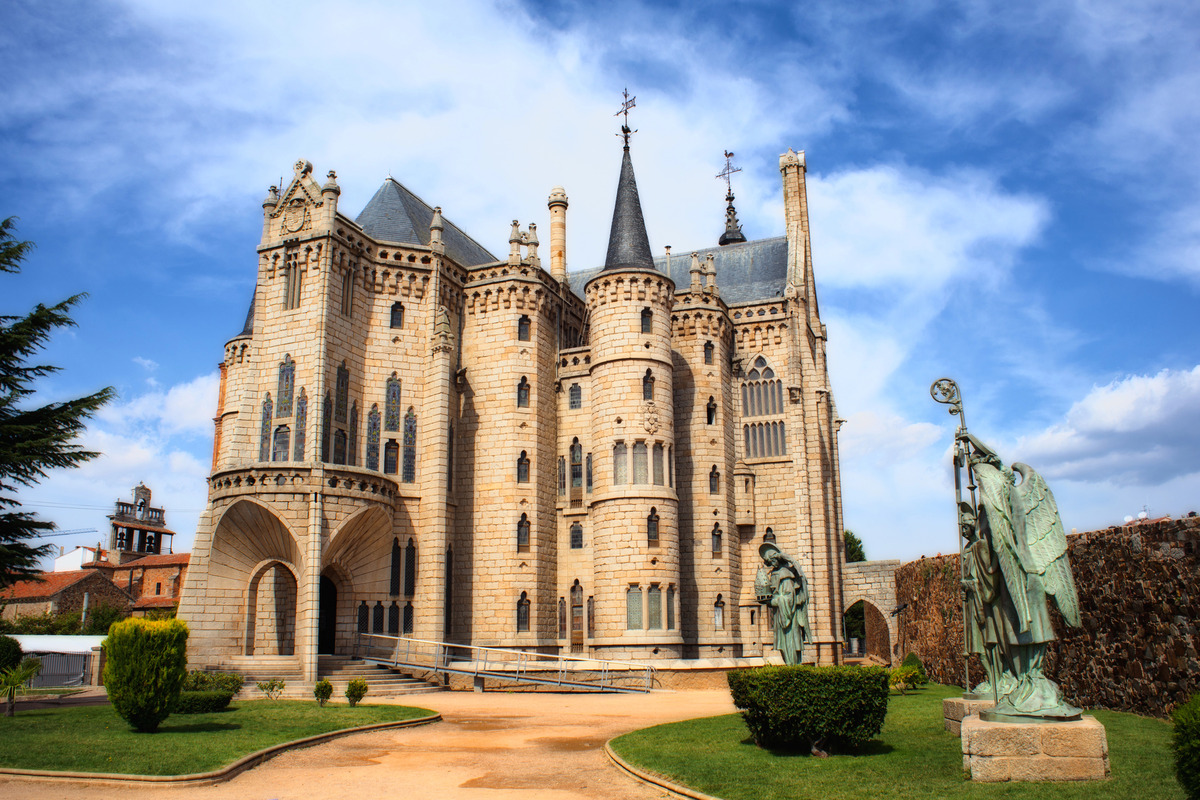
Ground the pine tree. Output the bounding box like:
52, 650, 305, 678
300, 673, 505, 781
844, 529, 866, 563
0, 217, 114, 588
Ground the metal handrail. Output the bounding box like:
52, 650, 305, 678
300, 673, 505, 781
353, 632, 657, 692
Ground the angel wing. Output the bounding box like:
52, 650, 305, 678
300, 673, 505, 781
972, 461, 1032, 631
1013, 463, 1081, 627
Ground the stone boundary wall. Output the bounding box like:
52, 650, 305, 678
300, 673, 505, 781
843, 559, 900, 665
894, 516, 1199, 718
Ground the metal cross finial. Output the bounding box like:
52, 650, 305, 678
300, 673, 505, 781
614, 88, 637, 147
716, 150, 742, 197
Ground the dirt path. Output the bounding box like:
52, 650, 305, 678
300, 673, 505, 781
0, 689, 737, 799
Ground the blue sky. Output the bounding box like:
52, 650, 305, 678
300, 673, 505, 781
2, 0, 1198, 565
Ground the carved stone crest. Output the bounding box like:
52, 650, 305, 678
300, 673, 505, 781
281, 198, 310, 234
643, 400, 660, 434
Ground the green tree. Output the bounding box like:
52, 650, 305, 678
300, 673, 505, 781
1, 657, 42, 716
0, 217, 114, 588
843, 529, 866, 563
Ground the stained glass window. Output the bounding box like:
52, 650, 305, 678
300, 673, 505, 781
272, 425, 290, 461
402, 408, 416, 483
259, 393, 273, 462
348, 402, 358, 467
517, 592, 530, 632
571, 439, 583, 488
384, 375, 401, 431
366, 404, 381, 471
277, 355, 294, 417
322, 391, 331, 462
570, 522, 583, 549
335, 362, 349, 423
626, 586, 642, 630
293, 388, 307, 461
384, 440, 398, 474
333, 429, 347, 465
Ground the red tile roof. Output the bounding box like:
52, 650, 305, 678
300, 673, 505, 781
132, 595, 179, 609
2, 571, 94, 601
106, 553, 190, 569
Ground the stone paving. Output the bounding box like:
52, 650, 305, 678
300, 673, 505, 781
0, 689, 738, 800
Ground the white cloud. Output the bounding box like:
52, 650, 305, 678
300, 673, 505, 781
132, 356, 158, 371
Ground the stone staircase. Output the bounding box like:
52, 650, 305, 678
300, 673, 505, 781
318, 655, 447, 698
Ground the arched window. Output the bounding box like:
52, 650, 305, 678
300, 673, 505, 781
321, 391, 332, 462
348, 402, 358, 467
357, 601, 369, 633
517, 376, 530, 408
293, 388, 307, 461
667, 585, 676, 630
390, 301, 404, 329
558, 456, 566, 495
647, 508, 659, 545
652, 442, 664, 485
404, 538, 416, 596
712, 523, 723, 557
558, 598, 567, 638
341, 270, 354, 317
704, 340, 714, 365
372, 601, 384, 634
517, 314, 531, 341
384, 439, 399, 474
570, 522, 583, 549
709, 466, 720, 494
613, 441, 627, 484
517, 450, 530, 483
517, 513, 530, 551
640, 307, 653, 333
585, 454, 593, 492
587, 596, 595, 637
568, 383, 582, 409
741, 356, 786, 457
517, 591, 530, 632
367, 404, 381, 471
277, 355, 295, 417
335, 362, 349, 423
633, 442, 648, 483
273, 425, 290, 462
571, 581, 584, 641
390, 538, 402, 596
259, 393, 273, 462
764, 527, 776, 542
647, 585, 662, 630
402, 408, 417, 482
626, 585, 642, 630
283, 252, 302, 310
707, 396, 717, 425
385, 374, 402, 430
714, 594, 725, 630
570, 438, 583, 507
333, 429, 347, 465
642, 369, 654, 401
388, 601, 400, 635
403, 601, 414, 634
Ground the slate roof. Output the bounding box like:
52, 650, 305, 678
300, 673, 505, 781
569, 235, 790, 306
356, 178, 498, 268
603, 147, 656, 272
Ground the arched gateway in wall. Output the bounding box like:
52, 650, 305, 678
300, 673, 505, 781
842, 560, 901, 666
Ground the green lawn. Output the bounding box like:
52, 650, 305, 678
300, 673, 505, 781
610, 684, 1184, 800
0, 700, 435, 776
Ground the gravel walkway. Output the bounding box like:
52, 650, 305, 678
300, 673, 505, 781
0, 689, 737, 799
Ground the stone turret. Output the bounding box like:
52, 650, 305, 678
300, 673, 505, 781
548, 186, 568, 283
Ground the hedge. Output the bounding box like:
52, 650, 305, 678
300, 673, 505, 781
0, 635, 20, 671
182, 669, 244, 694
1174, 692, 1200, 800
172, 690, 235, 714
103, 618, 189, 732
728, 665, 890, 751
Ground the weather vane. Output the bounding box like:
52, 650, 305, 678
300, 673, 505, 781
614, 88, 637, 147
716, 150, 742, 197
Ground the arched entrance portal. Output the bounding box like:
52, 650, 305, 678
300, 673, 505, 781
319, 574, 337, 654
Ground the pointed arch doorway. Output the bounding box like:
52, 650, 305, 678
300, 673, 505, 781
318, 574, 337, 655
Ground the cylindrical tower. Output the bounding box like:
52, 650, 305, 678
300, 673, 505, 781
548, 186, 568, 283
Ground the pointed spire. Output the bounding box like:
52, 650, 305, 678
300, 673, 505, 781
602, 144, 655, 271
717, 150, 746, 246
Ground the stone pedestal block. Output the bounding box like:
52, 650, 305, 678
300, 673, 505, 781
961, 714, 1110, 782
943, 696, 995, 735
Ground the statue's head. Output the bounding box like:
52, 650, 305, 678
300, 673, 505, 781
759, 541, 785, 566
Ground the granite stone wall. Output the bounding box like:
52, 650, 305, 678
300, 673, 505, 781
894, 516, 1199, 718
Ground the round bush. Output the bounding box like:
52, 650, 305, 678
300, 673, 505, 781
0, 635, 21, 671
314, 679, 333, 706
901, 652, 928, 685
345, 678, 368, 707
172, 690, 234, 714
103, 618, 189, 732
728, 665, 890, 752
1174, 692, 1200, 800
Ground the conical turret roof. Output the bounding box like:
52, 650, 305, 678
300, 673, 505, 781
602, 146, 655, 272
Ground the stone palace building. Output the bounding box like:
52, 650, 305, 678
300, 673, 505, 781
178, 135, 846, 682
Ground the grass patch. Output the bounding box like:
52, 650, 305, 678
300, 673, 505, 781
0, 700, 434, 776
610, 684, 1184, 800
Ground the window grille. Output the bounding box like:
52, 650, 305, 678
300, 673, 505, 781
390, 302, 404, 329
517, 451, 530, 483
402, 408, 416, 482
517, 592, 530, 632
640, 307, 652, 333
570, 522, 583, 549
568, 383, 582, 409
366, 405, 381, 471
517, 315, 531, 341
517, 513, 530, 551
293, 389, 307, 461
626, 586, 642, 630
272, 425, 290, 462
517, 376, 530, 408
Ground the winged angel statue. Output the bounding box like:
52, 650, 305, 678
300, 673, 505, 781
931, 378, 1082, 722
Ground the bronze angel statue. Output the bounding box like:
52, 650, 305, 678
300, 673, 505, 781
960, 431, 1082, 721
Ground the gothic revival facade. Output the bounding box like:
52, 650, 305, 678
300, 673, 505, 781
178, 140, 845, 681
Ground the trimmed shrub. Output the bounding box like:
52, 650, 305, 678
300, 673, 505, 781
172, 690, 234, 714
728, 665, 889, 752
314, 679, 333, 706
890, 665, 920, 695
1174, 692, 1200, 800
345, 678, 368, 707
256, 678, 286, 699
901, 652, 928, 686
0, 635, 21, 671
103, 618, 189, 732
182, 670, 244, 694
